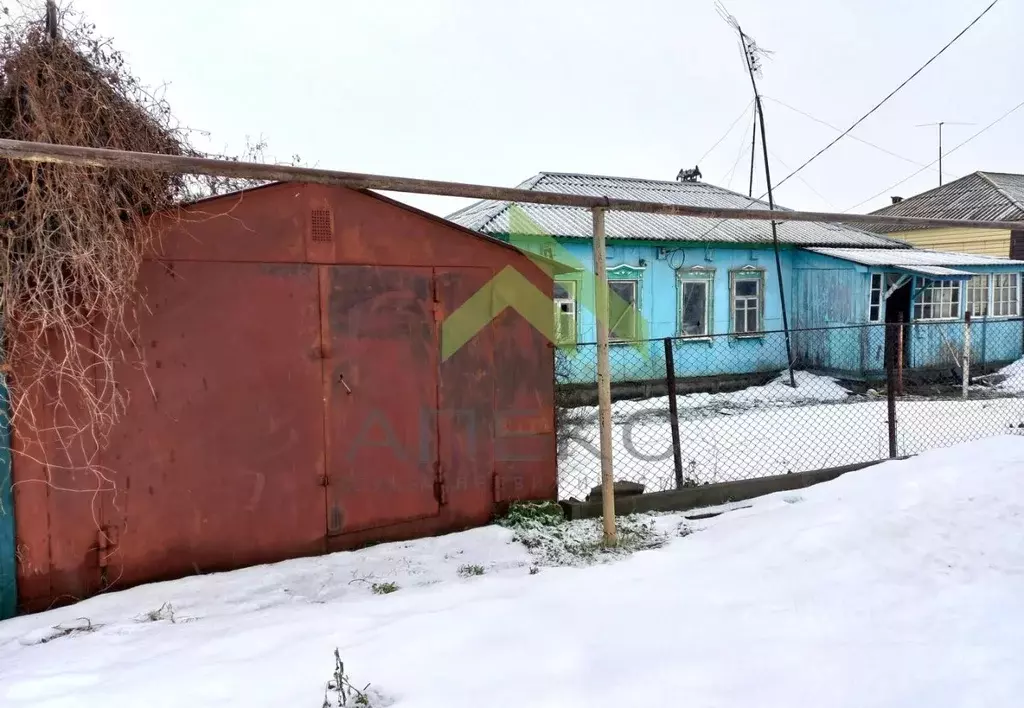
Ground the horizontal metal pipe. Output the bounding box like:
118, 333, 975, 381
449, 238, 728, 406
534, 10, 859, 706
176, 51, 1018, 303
1, 138, 1022, 231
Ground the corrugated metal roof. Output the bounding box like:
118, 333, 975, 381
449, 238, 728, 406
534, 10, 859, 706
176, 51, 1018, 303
897, 265, 972, 278
447, 172, 905, 248
806, 247, 1024, 268
864, 171, 1024, 233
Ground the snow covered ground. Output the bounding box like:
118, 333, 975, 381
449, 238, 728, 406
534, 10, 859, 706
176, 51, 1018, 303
2, 437, 1024, 707
559, 371, 1024, 499
993, 355, 1024, 393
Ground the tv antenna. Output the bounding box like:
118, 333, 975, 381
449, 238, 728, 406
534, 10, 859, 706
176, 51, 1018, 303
915, 121, 974, 186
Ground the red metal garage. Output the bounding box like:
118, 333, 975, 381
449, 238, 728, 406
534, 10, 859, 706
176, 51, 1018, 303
11, 182, 557, 612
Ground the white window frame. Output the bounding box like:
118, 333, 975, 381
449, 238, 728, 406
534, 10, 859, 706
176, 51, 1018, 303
553, 280, 577, 346
869, 273, 883, 322
731, 269, 764, 336
991, 273, 1020, 318
913, 278, 961, 321
965, 274, 990, 318
608, 278, 640, 342
678, 268, 715, 338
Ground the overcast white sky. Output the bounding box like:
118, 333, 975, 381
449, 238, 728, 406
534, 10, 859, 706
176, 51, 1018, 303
73, 0, 1022, 218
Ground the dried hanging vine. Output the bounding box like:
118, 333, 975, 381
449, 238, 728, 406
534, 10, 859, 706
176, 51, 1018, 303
0, 2, 189, 460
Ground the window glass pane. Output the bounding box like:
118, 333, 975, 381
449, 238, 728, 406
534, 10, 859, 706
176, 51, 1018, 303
746, 308, 758, 333
608, 280, 638, 340
915, 278, 961, 319
966, 275, 988, 317
553, 281, 572, 300
609, 280, 636, 305
680, 281, 707, 336
735, 279, 758, 297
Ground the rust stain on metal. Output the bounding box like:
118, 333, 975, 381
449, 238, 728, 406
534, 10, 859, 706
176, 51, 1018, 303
12, 182, 556, 614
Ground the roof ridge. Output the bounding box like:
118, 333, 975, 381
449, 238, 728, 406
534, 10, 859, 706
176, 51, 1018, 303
976, 172, 1024, 213
535, 170, 789, 210
869, 171, 990, 215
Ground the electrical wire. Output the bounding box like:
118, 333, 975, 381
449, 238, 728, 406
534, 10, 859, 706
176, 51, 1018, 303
690, 0, 1002, 242
763, 95, 947, 176
695, 99, 755, 166
723, 108, 756, 189
766, 147, 835, 208
770, 0, 1001, 194
844, 97, 1024, 212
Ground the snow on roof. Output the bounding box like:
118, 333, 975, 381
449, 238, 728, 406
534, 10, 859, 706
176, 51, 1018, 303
447, 172, 905, 248
806, 247, 1024, 268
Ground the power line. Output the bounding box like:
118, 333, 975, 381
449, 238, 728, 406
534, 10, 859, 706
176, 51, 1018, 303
723, 108, 757, 189
695, 99, 755, 165
764, 95, 947, 176
766, 147, 835, 208
771, 0, 1001, 194
844, 97, 1024, 212
691, 0, 1001, 242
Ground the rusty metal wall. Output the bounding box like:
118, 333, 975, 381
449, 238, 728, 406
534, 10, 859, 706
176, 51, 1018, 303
12, 182, 556, 613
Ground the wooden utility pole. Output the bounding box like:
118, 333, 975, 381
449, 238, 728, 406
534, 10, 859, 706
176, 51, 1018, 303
747, 118, 757, 198
734, 21, 797, 387
592, 207, 616, 546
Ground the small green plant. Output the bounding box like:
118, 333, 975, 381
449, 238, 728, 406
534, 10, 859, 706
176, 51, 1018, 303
457, 564, 485, 578
499, 500, 565, 529
323, 649, 374, 708
371, 582, 399, 595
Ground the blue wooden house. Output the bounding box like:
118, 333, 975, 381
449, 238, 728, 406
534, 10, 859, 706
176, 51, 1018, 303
448, 172, 1024, 385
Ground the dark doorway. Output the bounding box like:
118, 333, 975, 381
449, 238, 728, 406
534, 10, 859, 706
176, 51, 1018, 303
884, 274, 912, 373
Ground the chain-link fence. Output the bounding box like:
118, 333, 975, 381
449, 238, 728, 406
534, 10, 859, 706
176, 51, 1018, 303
555, 319, 1024, 501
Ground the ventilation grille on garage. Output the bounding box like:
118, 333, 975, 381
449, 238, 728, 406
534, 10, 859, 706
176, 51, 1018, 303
311, 209, 334, 242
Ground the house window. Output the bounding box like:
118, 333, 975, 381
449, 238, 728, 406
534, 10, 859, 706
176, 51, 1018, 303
553, 280, 577, 346
966, 274, 990, 317
913, 278, 960, 320
992, 273, 1020, 317
608, 279, 639, 341
869, 273, 883, 322
731, 270, 763, 335
678, 269, 714, 337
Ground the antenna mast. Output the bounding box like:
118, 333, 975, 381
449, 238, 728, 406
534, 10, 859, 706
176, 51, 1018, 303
915, 121, 973, 186
717, 3, 796, 387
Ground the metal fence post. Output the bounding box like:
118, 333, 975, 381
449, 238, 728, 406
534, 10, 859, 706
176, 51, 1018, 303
962, 311, 972, 400
663, 337, 685, 489
896, 313, 905, 397
886, 322, 898, 459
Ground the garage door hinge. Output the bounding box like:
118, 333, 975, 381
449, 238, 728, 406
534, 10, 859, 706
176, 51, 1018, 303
318, 473, 330, 487
96, 526, 117, 569
431, 300, 444, 322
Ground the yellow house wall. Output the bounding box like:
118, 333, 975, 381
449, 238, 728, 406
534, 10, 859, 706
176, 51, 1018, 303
887, 227, 1010, 257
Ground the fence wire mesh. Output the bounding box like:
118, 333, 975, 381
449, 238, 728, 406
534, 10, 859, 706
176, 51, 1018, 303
555, 320, 1024, 502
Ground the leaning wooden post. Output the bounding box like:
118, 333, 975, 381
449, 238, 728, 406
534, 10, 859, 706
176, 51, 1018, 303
962, 311, 972, 399
592, 207, 616, 546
